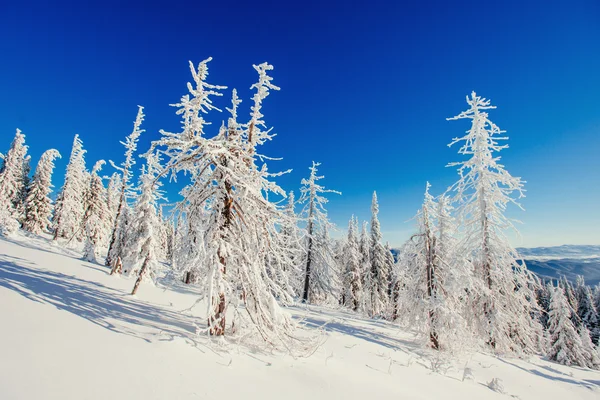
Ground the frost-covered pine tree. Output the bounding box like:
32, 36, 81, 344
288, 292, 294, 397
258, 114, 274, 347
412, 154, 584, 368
580, 325, 600, 369
575, 276, 600, 345
401, 183, 469, 350
299, 161, 341, 303
342, 216, 362, 311
153, 58, 300, 347
447, 92, 541, 354
536, 280, 553, 329
559, 276, 581, 327
106, 172, 122, 228
383, 242, 395, 299
547, 285, 592, 368
105, 106, 145, 268
0, 129, 29, 234
279, 190, 303, 296
125, 152, 164, 295
359, 220, 372, 313
82, 161, 109, 263
53, 134, 87, 241
16, 155, 32, 221
23, 149, 61, 234
369, 191, 390, 317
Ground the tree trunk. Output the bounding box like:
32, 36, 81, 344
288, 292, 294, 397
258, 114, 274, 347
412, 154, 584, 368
209, 170, 232, 336
302, 199, 315, 303
105, 187, 127, 267
131, 256, 149, 295
110, 256, 123, 275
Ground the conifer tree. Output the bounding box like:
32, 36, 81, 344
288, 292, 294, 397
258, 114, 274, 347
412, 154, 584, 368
105, 106, 145, 268
23, 149, 61, 234
369, 191, 389, 317
0, 129, 29, 234
153, 58, 300, 347
383, 242, 395, 300
342, 216, 362, 311
279, 190, 303, 296
401, 183, 470, 350
126, 152, 164, 295
299, 161, 341, 303
547, 285, 593, 368
106, 172, 122, 227
447, 92, 540, 354
53, 134, 87, 241
82, 161, 109, 263
575, 276, 600, 345
359, 220, 371, 313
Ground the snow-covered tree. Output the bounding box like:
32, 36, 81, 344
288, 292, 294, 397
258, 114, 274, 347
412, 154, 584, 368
575, 276, 599, 345
359, 220, 371, 313
153, 58, 301, 348
559, 276, 581, 327
16, 155, 32, 220
23, 149, 61, 234
547, 285, 593, 368
106, 172, 122, 227
447, 92, 541, 354
580, 325, 600, 369
125, 151, 164, 295
298, 161, 341, 303
342, 216, 362, 311
0, 129, 29, 234
105, 106, 144, 268
401, 183, 470, 350
369, 191, 390, 317
82, 161, 109, 263
536, 280, 553, 329
278, 190, 303, 296
53, 134, 87, 241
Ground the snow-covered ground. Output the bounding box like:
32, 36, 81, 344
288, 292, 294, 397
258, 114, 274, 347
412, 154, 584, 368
1, 233, 599, 400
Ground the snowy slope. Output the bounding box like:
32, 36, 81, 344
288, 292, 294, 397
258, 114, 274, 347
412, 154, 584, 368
1, 233, 599, 400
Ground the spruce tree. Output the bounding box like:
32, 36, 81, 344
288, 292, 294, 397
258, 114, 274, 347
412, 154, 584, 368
0, 129, 29, 234
369, 191, 389, 317
342, 216, 361, 311
23, 149, 61, 234
53, 134, 87, 241
82, 161, 109, 263
547, 285, 593, 368
125, 152, 164, 295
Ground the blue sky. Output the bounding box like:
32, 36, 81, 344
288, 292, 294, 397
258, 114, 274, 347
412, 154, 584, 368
1, 1, 599, 247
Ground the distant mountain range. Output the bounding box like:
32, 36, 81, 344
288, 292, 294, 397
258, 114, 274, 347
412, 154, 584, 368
517, 245, 600, 286
390, 245, 600, 286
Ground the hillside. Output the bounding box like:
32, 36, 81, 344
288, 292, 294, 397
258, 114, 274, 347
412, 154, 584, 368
1, 233, 599, 400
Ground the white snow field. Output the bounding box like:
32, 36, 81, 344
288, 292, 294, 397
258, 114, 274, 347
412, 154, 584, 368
1, 233, 598, 400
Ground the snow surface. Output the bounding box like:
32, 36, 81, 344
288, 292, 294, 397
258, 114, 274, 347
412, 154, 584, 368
1, 233, 599, 400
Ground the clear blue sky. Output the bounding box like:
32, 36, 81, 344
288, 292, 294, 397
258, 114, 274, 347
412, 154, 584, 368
1, 1, 599, 247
